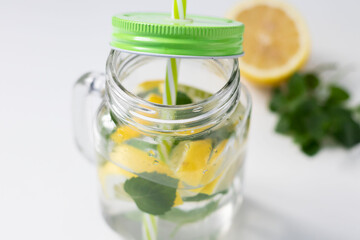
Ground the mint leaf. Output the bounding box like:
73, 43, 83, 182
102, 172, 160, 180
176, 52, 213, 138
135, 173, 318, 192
353, 105, 360, 122
110, 111, 119, 125
176, 91, 193, 105
326, 85, 350, 106
275, 114, 291, 134
301, 139, 321, 156
160, 200, 219, 225
304, 73, 320, 90
354, 105, 360, 115
124, 172, 178, 215
137, 88, 161, 98
138, 172, 179, 187
327, 108, 360, 148
288, 73, 306, 99
189, 125, 234, 147
177, 84, 213, 101
270, 88, 287, 112
125, 139, 157, 152
269, 71, 360, 156
183, 190, 228, 202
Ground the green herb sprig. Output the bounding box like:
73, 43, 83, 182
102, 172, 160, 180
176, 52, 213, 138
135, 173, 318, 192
124, 172, 178, 215
270, 71, 360, 156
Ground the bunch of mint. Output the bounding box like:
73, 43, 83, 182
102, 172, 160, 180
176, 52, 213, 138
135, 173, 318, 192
270, 71, 360, 156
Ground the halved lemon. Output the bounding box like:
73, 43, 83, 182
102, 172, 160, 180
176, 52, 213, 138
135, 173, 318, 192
227, 0, 311, 85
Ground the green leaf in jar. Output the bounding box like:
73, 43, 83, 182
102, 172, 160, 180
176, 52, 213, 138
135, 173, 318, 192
189, 125, 234, 147
137, 87, 161, 98
160, 200, 219, 225
176, 91, 193, 105
182, 189, 228, 202
125, 138, 158, 152
177, 84, 213, 102
124, 172, 178, 215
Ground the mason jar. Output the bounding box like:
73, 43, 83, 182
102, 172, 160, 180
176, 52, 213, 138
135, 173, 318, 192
73, 13, 250, 240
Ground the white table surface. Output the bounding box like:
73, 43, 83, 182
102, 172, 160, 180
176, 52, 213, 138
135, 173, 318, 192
1, 0, 360, 239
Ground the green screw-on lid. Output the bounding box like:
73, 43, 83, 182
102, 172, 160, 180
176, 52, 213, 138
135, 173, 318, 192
111, 13, 244, 58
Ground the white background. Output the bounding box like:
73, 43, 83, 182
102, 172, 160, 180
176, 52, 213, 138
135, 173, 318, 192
1, 0, 360, 239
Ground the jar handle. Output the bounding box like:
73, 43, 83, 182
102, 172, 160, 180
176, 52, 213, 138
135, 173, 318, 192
72, 72, 106, 163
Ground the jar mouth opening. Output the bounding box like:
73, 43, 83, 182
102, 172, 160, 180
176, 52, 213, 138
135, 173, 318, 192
106, 50, 251, 133
108, 51, 239, 111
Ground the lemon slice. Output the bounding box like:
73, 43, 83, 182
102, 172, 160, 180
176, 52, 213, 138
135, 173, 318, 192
194, 140, 228, 195
110, 126, 140, 144
227, 0, 310, 85
110, 144, 174, 177
109, 144, 183, 205
136, 80, 163, 92
98, 161, 183, 205
199, 175, 223, 195
171, 139, 212, 187
174, 139, 229, 196
146, 93, 163, 104
173, 126, 210, 136
201, 140, 228, 185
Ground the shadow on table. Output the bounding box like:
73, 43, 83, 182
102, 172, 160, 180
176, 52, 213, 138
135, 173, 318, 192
226, 197, 336, 240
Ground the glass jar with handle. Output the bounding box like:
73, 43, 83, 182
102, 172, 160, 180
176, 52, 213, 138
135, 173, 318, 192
73, 13, 250, 240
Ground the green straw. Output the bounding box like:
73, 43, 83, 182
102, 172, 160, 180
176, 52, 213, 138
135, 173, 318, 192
142, 1, 187, 240
158, 0, 188, 163
163, 0, 187, 105
142, 213, 158, 240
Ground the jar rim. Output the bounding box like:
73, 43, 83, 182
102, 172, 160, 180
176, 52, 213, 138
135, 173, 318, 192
106, 50, 251, 134
110, 47, 245, 59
